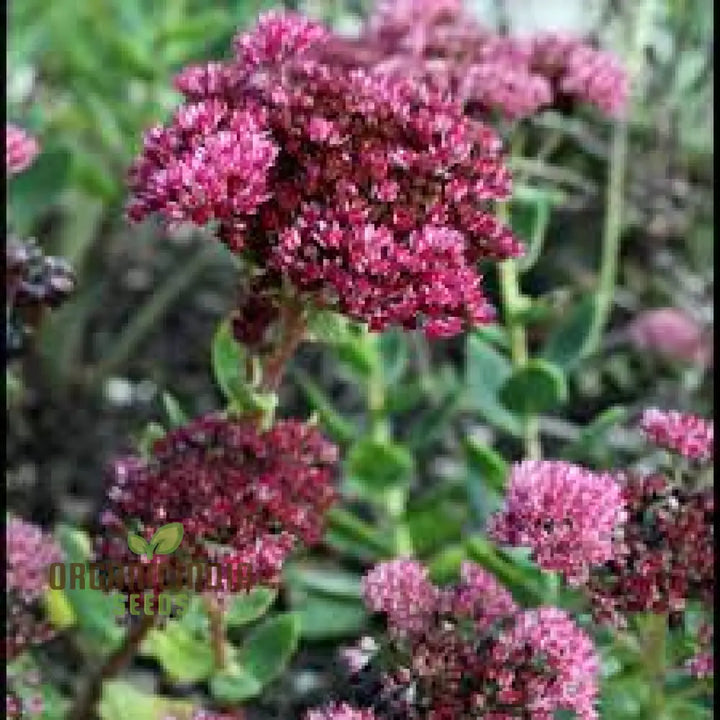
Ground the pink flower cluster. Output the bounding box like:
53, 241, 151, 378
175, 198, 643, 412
490, 607, 599, 719
164, 711, 245, 720
640, 408, 714, 461
323, 0, 628, 120
627, 307, 711, 366
127, 102, 277, 227
98, 414, 337, 592
686, 652, 714, 679
531, 35, 628, 117
361, 557, 439, 635
488, 460, 626, 585
450, 560, 518, 629
6, 518, 64, 660
487, 452, 714, 625
128, 11, 520, 338
305, 704, 378, 720
6, 124, 39, 176
350, 559, 600, 719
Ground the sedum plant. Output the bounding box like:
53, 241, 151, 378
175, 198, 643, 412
4, 3, 713, 720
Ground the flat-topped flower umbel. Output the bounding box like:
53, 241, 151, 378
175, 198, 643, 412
128, 11, 521, 338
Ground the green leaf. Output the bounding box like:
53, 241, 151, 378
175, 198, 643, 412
293, 594, 367, 640
56, 525, 124, 652
149, 522, 184, 555
127, 533, 150, 556
428, 544, 466, 584
499, 359, 568, 415
161, 391, 188, 428
211, 319, 277, 420
325, 507, 393, 559
210, 665, 262, 703
292, 368, 357, 443
99, 681, 159, 720
43, 588, 76, 629
306, 309, 350, 344
211, 319, 250, 403
142, 621, 215, 683
464, 333, 523, 436
463, 437, 508, 525
225, 587, 278, 627
463, 438, 508, 494
286, 567, 362, 599
407, 496, 467, 556
99, 681, 194, 720
8, 146, 73, 232
138, 422, 166, 458
465, 536, 543, 605
235, 612, 300, 689
346, 437, 414, 500
566, 405, 628, 461
406, 388, 462, 450
542, 294, 598, 370
379, 329, 410, 385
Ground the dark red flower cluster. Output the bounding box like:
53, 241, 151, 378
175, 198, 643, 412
128, 11, 520, 338
320, 0, 628, 120
332, 559, 600, 719
98, 414, 337, 592
587, 474, 714, 626
6, 124, 39, 176
6, 518, 64, 660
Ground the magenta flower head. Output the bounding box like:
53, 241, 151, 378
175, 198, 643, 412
492, 607, 600, 720
305, 703, 378, 720
327, 1, 628, 121
98, 414, 337, 592
361, 558, 439, 635
488, 460, 626, 585
164, 711, 245, 720
627, 307, 711, 366
640, 408, 714, 462
449, 560, 518, 629
531, 35, 629, 117
351, 558, 600, 717
6, 517, 64, 659
6, 124, 39, 176
233, 10, 328, 68
128, 10, 520, 338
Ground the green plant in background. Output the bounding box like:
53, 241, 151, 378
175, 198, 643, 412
4, 0, 713, 719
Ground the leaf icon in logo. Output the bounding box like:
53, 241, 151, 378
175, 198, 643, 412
148, 522, 184, 557
128, 533, 150, 556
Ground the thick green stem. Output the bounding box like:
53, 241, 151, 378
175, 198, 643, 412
497, 208, 541, 461
588, 117, 628, 352
365, 334, 413, 554
640, 613, 668, 719
588, 0, 656, 353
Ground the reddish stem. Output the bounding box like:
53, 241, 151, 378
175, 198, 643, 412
205, 596, 227, 669
260, 298, 306, 393
70, 613, 155, 720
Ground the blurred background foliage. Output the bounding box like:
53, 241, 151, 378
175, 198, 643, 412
6, 0, 713, 717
